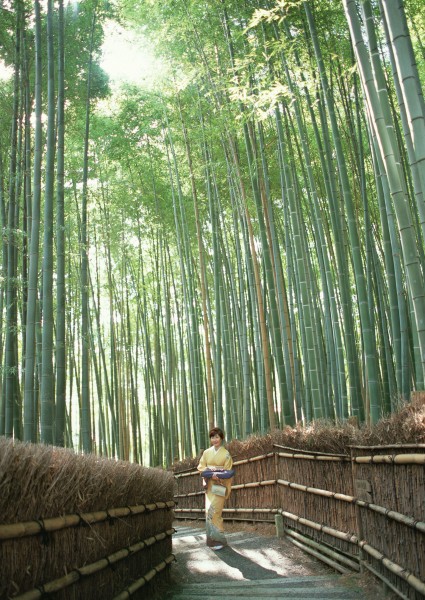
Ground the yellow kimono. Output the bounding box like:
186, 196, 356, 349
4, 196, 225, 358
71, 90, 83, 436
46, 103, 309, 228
197, 445, 233, 547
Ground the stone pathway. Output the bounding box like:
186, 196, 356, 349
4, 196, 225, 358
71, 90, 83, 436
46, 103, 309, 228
162, 523, 391, 600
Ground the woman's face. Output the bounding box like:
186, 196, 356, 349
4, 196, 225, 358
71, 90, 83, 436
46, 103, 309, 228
210, 433, 222, 449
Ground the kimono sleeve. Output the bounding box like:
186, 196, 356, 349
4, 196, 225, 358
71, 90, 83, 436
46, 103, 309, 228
223, 450, 233, 470
197, 450, 208, 473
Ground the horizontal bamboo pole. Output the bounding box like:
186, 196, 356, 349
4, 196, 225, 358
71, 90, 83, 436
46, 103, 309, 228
286, 536, 351, 575
174, 470, 199, 479
277, 479, 355, 503
0, 501, 175, 541
232, 479, 276, 490
277, 452, 349, 462
361, 561, 410, 600
354, 454, 425, 464
350, 444, 425, 450
14, 530, 175, 599
174, 508, 279, 515
274, 444, 349, 458
359, 541, 425, 596
278, 509, 359, 544
223, 508, 279, 514
285, 529, 360, 571
233, 452, 274, 466
356, 501, 425, 533
112, 555, 175, 599
174, 491, 205, 498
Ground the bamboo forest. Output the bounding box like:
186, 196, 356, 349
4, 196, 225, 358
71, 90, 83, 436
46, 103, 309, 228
0, 0, 424, 466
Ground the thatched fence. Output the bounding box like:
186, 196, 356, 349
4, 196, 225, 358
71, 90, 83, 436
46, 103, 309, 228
0, 438, 175, 599
174, 443, 425, 600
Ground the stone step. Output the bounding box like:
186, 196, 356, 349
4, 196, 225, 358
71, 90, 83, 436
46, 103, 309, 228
165, 575, 363, 599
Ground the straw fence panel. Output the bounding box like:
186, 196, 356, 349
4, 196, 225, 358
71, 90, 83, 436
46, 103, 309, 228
227, 480, 277, 522
350, 446, 425, 600
233, 453, 276, 482
276, 484, 357, 537
174, 471, 201, 497
351, 446, 425, 520
275, 450, 358, 558
1, 507, 174, 599
0, 439, 176, 599
228, 454, 276, 519
276, 453, 353, 493
173, 469, 204, 520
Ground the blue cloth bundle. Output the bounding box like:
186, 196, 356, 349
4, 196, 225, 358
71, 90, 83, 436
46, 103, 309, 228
201, 468, 235, 479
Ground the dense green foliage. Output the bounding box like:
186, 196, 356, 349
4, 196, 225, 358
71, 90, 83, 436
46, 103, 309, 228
0, 0, 424, 465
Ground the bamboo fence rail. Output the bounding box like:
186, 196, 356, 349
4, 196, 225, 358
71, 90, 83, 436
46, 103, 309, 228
0, 501, 175, 541
353, 454, 425, 464
112, 555, 175, 600
14, 530, 175, 599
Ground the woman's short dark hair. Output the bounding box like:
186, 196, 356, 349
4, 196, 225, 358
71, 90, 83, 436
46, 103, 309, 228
209, 427, 224, 439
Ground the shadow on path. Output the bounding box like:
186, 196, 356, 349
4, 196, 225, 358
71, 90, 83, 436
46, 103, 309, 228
216, 546, 285, 581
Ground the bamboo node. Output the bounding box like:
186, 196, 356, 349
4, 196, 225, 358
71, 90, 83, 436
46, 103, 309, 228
36, 519, 49, 546
106, 510, 115, 525
77, 513, 89, 527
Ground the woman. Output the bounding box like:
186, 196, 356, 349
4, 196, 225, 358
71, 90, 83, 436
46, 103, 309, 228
197, 427, 233, 550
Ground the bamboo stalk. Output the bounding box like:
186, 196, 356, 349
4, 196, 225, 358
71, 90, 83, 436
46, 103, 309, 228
112, 555, 176, 599
354, 454, 425, 464
14, 530, 175, 599
0, 501, 175, 541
